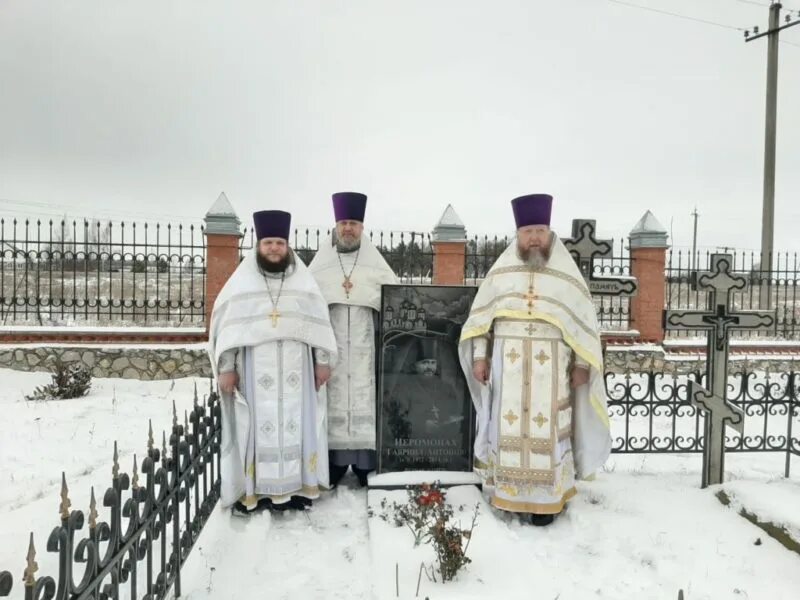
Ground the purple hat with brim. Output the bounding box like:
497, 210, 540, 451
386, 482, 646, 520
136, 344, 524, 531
253, 210, 291, 241
511, 194, 553, 229
332, 192, 367, 223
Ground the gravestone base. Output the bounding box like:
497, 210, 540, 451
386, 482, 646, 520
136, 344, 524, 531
367, 470, 481, 491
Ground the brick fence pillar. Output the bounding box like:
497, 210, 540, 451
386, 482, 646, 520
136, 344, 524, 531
204, 192, 242, 329
432, 205, 467, 285
629, 210, 669, 343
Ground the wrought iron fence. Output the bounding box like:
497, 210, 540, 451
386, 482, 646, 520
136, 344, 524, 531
667, 249, 800, 339
0, 381, 221, 600
607, 368, 800, 476
0, 218, 206, 327
240, 227, 435, 283
465, 235, 633, 331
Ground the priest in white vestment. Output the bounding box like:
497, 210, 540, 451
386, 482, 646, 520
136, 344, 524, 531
208, 210, 337, 515
309, 192, 398, 487
458, 194, 611, 526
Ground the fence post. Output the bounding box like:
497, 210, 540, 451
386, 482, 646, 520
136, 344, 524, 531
204, 193, 242, 329
629, 211, 669, 343
432, 205, 467, 285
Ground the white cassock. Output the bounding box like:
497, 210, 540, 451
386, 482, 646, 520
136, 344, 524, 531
208, 250, 337, 509
458, 235, 611, 515
309, 235, 397, 464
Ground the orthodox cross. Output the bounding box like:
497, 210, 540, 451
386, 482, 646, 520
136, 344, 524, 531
342, 277, 354, 298
269, 308, 281, 328
562, 219, 637, 297
663, 253, 775, 487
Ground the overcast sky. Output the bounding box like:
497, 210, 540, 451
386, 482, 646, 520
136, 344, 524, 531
1, 0, 798, 252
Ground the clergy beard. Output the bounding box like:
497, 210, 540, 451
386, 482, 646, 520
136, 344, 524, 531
257, 251, 290, 273
334, 233, 361, 253
517, 245, 550, 270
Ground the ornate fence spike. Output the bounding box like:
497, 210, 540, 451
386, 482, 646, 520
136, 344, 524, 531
172, 400, 178, 429
112, 441, 120, 479
59, 472, 71, 521
132, 455, 139, 490
193, 381, 199, 407
185, 410, 189, 433
148, 419, 155, 453
23, 533, 37, 587
88, 487, 98, 529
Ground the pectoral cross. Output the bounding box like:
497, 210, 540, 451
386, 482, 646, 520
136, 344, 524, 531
269, 308, 280, 327
342, 277, 354, 299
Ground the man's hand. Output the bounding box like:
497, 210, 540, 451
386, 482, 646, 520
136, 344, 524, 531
315, 365, 332, 391
571, 366, 589, 389
218, 371, 239, 394
472, 359, 490, 385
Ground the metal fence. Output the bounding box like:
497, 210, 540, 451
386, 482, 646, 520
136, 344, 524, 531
667, 249, 800, 339
0, 218, 206, 328
465, 235, 634, 331
240, 227, 435, 284
607, 369, 800, 476
0, 381, 221, 600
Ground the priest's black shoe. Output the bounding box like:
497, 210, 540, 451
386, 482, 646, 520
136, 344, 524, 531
529, 513, 555, 527
288, 495, 312, 510
353, 467, 370, 488
329, 464, 349, 488
231, 501, 255, 518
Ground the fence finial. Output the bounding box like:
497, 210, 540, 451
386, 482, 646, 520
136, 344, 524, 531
112, 441, 120, 479
88, 487, 98, 529
132, 455, 139, 490
59, 472, 71, 521
23, 533, 38, 587
172, 400, 178, 429
148, 419, 154, 453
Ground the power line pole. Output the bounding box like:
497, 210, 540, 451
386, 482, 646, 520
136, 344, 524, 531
743, 3, 799, 307
691, 208, 699, 272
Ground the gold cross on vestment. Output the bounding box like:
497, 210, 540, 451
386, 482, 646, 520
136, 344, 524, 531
534, 350, 550, 366
505, 348, 520, 364
532, 412, 549, 429
525, 323, 537, 336
524, 287, 537, 307
342, 277, 354, 299
269, 308, 280, 327
503, 410, 519, 426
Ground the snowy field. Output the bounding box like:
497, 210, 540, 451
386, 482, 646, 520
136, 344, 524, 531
0, 368, 204, 582
2, 368, 800, 600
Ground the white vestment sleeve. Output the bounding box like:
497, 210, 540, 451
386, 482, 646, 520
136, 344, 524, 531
472, 336, 490, 360
314, 348, 331, 366
218, 348, 239, 374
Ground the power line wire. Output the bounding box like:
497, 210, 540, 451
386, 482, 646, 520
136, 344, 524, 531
0, 198, 203, 223
607, 0, 745, 31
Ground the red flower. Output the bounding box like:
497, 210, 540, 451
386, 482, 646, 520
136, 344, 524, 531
427, 491, 444, 505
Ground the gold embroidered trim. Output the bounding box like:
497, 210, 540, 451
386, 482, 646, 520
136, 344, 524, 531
487, 266, 591, 299
491, 487, 577, 514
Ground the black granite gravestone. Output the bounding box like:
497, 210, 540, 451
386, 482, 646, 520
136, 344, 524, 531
377, 285, 478, 474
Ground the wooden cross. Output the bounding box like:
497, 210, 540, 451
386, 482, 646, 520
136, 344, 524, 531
664, 254, 775, 487
342, 277, 354, 299
269, 308, 280, 327
563, 219, 637, 297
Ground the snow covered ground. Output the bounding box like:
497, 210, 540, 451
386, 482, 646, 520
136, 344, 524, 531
2, 368, 800, 600
0, 368, 204, 582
